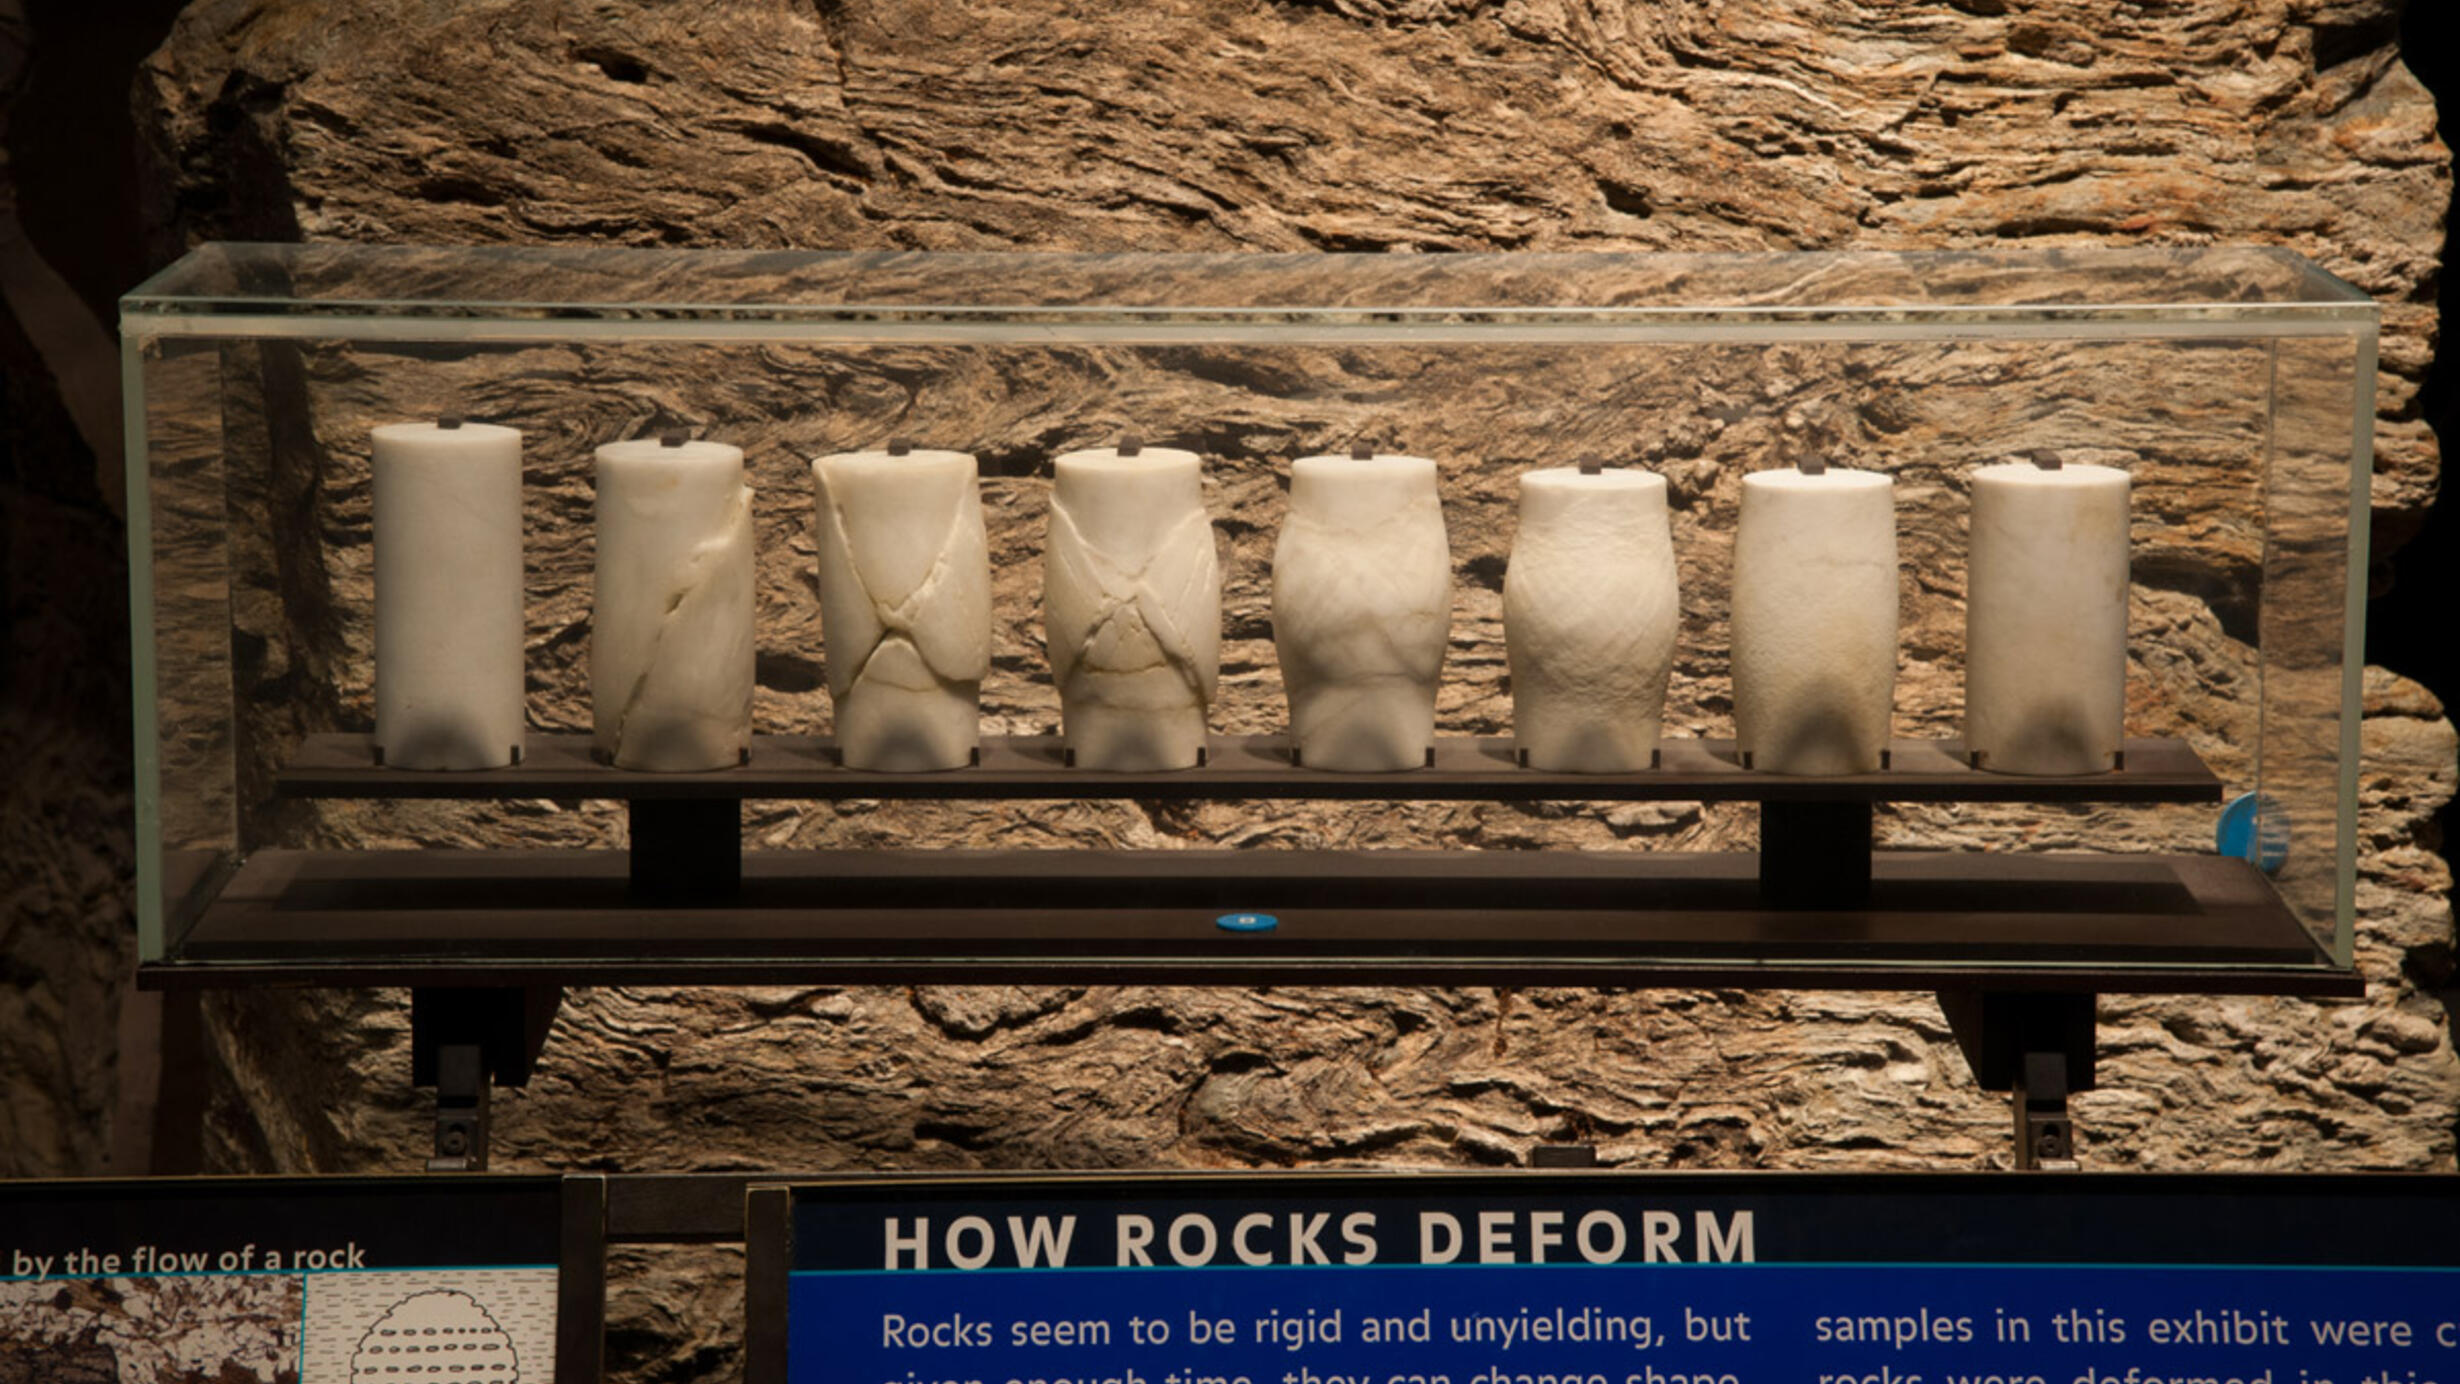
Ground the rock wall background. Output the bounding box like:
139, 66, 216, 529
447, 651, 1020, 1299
0, 0, 2450, 1378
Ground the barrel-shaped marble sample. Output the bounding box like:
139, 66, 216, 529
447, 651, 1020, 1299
1731, 465, 1899, 775
350, 1289, 517, 1384
1505, 466, 1679, 772
1965, 460, 2131, 774
371, 420, 526, 770
813, 446, 992, 771
591, 436, 755, 771
1271, 451, 1452, 772
1044, 444, 1221, 771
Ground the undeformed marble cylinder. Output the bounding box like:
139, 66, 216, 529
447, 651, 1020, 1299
1505, 465, 1679, 773
591, 435, 755, 772
813, 444, 992, 772
1731, 463, 1898, 775
1272, 450, 1452, 772
1965, 459, 2131, 775
1045, 442, 1221, 771
371, 419, 525, 770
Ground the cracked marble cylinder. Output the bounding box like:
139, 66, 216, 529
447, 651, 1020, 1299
1965, 459, 2131, 775
1505, 465, 1679, 773
590, 435, 756, 772
1045, 442, 1221, 771
813, 445, 991, 772
1731, 463, 1899, 775
370, 419, 525, 770
1272, 450, 1452, 772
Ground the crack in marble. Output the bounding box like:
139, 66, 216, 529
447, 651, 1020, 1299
1047, 500, 1217, 706
608, 482, 753, 763
820, 480, 990, 699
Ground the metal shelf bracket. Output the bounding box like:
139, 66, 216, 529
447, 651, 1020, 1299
1938, 989, 2095, 1171
411, 986, 564, 1172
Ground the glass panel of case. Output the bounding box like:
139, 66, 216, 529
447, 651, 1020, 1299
121, 244, 2374, 971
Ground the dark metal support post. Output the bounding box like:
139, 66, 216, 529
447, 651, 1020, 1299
629, 798, 743, 900
557, 1175, 608, 1384
744, 1185, 793, 1384
1759, 801, 1874, 907
427, 1043, 489, 1172
2013, 1050, 2077, 1171
1938, 989, 2095, 1171
411, 986, 563, 1173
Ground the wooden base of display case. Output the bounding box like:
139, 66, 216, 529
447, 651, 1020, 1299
145, 730, 2342, 1168
140, 847, 2348, 994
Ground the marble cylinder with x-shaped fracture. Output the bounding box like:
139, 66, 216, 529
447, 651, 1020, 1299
1043, 441, 1222, 771
813, 444, 994, 771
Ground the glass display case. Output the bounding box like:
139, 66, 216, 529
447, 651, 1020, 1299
120, 243, 2373, 993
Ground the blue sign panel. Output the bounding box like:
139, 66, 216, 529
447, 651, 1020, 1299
779, 1176, 2460, 1384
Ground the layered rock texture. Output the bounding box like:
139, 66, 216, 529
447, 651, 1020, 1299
116, 0, 2458, 1377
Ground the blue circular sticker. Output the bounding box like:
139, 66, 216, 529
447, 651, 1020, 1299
2216, 792, 2290, 874
1215, 912, 1279, 933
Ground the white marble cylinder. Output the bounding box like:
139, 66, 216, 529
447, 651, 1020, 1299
371, 420, 526, 770
812, 445, 992, 771
591, 435, 755, 771
1965, 460, 2131, 774
1505, 466, 1679, 772
1045, 443, 1221, 771
1731, 464, 1898, 775
1272, 450, 1452, 772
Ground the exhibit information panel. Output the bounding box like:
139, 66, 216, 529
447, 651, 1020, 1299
0, 1176, 596, 1384
764, 1174, 2459, 1384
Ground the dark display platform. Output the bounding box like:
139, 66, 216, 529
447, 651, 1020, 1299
279, 730, 2220, 802
144, 849, 2342, 992
132, 730, 2341, 995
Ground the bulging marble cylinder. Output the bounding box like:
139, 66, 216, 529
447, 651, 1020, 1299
371, 419, 526, 771
1505, 465, 1679, 772
1965, 459, 2131, 774
813, 445, 992, 771
1272, 450, 1452, 772
1731, 464, 1898, 775
591, 435, 755, 771
1045, 443, 1221, 771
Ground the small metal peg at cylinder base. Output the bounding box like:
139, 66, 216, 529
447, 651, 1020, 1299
1799, 455, 1828, 477
437, 414, 464, 431
1578, 458, 1604, 476
1349, 440, 1374, 460
660, 428, 689, 449
1118, 432, 1143, 457
887, 436, 914, 457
